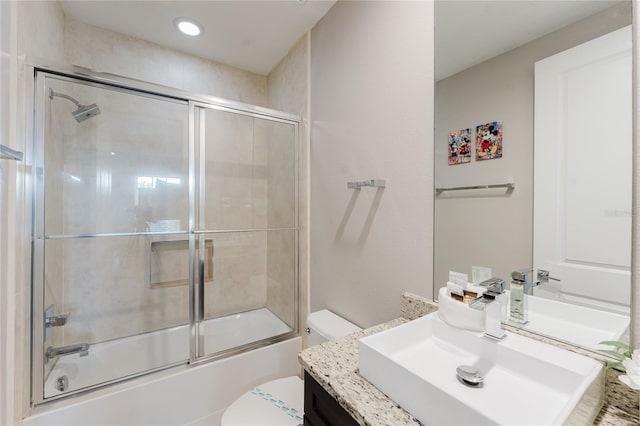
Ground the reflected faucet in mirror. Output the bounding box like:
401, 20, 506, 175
509, 269, 539, 325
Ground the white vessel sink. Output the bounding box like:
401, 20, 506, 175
509, 293, 629, 350
359, 312, 603, 425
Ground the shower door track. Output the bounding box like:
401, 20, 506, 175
28, 65, 301, 407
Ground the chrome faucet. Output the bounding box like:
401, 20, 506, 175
509, 269, 540, 324
469, 278, 507, 340
45, 343, 90, 362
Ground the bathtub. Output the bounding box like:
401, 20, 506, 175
25, 308, 300, 426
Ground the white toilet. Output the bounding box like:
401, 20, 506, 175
221, 310, 361, 426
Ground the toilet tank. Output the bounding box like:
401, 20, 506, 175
306, 309, 361, 347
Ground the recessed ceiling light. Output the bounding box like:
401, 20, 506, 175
174, 18, 202, 37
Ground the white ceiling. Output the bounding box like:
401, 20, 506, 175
61, 0, 624, 79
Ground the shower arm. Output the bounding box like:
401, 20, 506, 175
49, 88, 82, 107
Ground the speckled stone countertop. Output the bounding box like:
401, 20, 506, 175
299, 293, 639, 426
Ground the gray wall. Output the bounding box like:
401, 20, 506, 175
310, 1, 434, 328
434, 2, 631, 293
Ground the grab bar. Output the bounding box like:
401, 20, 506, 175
347, 179, 386, 189
435, 182, 515, 195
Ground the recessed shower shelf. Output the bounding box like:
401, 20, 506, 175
0, 144, 23, 161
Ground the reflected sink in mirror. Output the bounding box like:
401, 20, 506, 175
359, 312, 603, 426
505, 292, 629, 351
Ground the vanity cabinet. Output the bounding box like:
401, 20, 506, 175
303, 371, 360, 426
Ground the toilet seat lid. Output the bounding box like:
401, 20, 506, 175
221, 376, 304, 426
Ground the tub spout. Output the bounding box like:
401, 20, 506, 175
46, 343, 90, 362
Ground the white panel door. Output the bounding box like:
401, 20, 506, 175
534, 26, 631, 309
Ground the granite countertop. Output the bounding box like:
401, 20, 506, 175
298, 294, 639, 426
299, 318, 419, 426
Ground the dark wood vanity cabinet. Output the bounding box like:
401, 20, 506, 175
303, 371, 360, 426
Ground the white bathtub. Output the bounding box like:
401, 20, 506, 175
43, 307, 293, 398
25, 309, 300, 426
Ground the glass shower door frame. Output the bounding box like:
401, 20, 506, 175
31, 70, 192, 405
30, 67, 300, 406
189, 101, 300, 363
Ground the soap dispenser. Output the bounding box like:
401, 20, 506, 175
509, 270, 529, 324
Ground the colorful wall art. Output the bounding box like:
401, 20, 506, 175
448, 128, 472, 165
476, 121, 503, 161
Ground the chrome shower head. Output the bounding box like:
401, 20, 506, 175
72, 104, 101, 122
49, 88, 101, 123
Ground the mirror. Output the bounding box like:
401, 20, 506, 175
433, 0, 632, 353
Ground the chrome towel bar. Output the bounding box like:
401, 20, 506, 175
347, 179, 386, 189
436, 182, 515, 195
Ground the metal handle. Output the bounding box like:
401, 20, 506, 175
479, 277, 505, 293
511, 268, 533, 283
347, 179, 386, 189
436, 182, 514, 195
45, 314, 69, 328
45, 343, 90, 362
537, 269, 561, 282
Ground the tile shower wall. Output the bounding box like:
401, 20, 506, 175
15, 1, 68, 419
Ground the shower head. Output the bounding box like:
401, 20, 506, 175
72, 104, 101, 122
49, 88, 101, 123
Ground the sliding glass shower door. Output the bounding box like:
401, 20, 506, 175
34, 74, 191, 400
194, 105, 298, 358
32, 71, 299, 404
